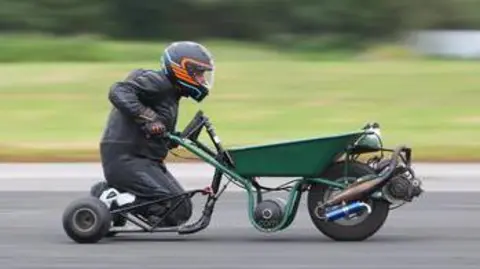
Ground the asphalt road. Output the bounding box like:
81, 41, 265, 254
1, 190, 480, 269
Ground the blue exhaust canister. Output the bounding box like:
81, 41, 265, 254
325, 201, 372, 221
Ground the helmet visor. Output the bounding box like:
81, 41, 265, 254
193, 68, 214, 89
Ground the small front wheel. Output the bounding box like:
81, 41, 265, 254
62, 196, 112, 244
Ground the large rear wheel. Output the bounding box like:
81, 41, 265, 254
307, 161, 390, 241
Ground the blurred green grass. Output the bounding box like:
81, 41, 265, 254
0, 34, 299, 62
0, 35, 479, 162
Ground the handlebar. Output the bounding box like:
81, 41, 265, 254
179, 110, 206, 140
167, 110, 235, 167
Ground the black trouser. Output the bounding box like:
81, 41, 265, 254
100, 143, 193, 226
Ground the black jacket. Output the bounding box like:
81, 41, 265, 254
100, 68, 182, 161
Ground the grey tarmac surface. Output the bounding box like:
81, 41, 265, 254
1, 191, 480, 269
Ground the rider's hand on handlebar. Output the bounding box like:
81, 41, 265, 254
142, 121, 166, 137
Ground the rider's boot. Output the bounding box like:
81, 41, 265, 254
145, 202, 178, 227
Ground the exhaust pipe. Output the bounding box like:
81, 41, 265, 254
322, 145, 410, 207
325, 201, 372, 221
323, 176, 385, 206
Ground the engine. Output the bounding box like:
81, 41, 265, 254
382, 168, 423, 204
253, 198, 286, 230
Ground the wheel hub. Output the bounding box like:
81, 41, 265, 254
72, 208, 97, 232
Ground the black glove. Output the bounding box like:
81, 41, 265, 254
142, 121, 166, 137
135, 107, 166, 138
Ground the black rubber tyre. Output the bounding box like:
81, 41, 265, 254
307, 161, 390, 241
62, 196, 112, 244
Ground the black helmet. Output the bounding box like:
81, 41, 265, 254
161, 41, 215, 102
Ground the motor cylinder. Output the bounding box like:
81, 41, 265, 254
382, 174, 423, 203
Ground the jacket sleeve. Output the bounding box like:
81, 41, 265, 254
108, 69, 165, 125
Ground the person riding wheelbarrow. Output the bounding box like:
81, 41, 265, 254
99, 41, 215, 227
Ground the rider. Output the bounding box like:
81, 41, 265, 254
99, 41, 215, 226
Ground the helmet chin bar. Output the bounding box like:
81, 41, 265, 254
175, 85, 189, 97
174, 80, 209, 102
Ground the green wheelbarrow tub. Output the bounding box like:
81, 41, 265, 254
226, 131, 366, 178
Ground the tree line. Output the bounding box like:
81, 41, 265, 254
1, 0, 479, 42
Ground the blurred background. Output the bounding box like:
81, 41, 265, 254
0, 0, 478, 163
